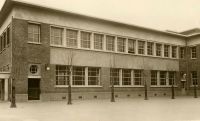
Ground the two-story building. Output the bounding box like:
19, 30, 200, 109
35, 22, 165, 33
0, 0, 200, 101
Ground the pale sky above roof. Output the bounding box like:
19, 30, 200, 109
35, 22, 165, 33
0, 0, 200, 32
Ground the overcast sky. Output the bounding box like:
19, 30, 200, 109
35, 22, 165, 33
0, 0, 200, 32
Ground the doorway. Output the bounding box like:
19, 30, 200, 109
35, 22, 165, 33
28, 78, 40, 100
0, 79, 4, 101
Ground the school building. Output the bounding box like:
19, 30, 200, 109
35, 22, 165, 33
0, 0, 200, 101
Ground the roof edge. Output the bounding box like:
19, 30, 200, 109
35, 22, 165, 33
0, 0, 188, 38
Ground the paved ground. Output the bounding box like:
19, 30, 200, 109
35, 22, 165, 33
1, 97, 200, 121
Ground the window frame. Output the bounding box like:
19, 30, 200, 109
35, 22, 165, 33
191, 71, 198, 86
88, 67, 100, 86
81, 31, 91, 49
128, 39, 135, 54
147, 42, 154, 55
151, 71, 157, 86
110, 68, 120, 86
160, 71, 167, 85
156, 43, 162, 56
134, 70, 142, 85
72, 66, 85, 86
94, 33, 103, 50
106, 35, 115, 51
122, 69, 131, 85
180, 47, 185, 59
172, 46, 177, 58
28, 23, 41, 44
66, 29, 78, 48
191, 46, 197, 59
164, 45, 170, 57
117, 37, 126, 52
50, 26, 63, 46
138, 40, 145, 55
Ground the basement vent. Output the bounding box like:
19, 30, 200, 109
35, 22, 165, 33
138, 94, 141, 97
154, 93, 157, 96
127, 94, 130, 97
62, 96, 66, 99
94, 96, 97, 99
163, 93, 166, 96
78, 96, 83, 99
115, 95, 118, 98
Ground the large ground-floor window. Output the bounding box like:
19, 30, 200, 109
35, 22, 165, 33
73, 67, 85, 85
191, 71, 198, 86
88, 67, 100, 85
56, 65, 100, 86
150, 71, 177, 86
110, 68, 120, 85
56, 65, 69, 85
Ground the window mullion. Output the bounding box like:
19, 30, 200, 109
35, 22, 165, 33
85, 67, 88, 86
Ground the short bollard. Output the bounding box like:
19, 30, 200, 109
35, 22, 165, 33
10, 86, 16, 108
194, 84, 198, 98
68, 84, 72, 105
111, 84, 115, 102
171, 84, 175, 99
144, 82, 148, 100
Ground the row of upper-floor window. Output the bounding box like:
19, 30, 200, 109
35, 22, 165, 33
0, 26, 10, 53
28, 23, 180, 59
27, 23, 199, 59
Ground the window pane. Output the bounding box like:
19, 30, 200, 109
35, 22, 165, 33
88, 67, 100, 85
66, 29, 78, 48
160, 71, 166, 85
28, 24, 40, 43
134, 70, 142, 85
51, 27, 63, 45
147, 42, 153, 55
169, 72, 176, 85
180, 47, 185, 59
172, 46, 177, 58
191, 47, 197, 58
164, 45, 170, 57
191, 71, 198, 85
81, 32, 91, 48
110, 68, 119, 85
151, 71, 157, 85
94, 34, 103, 50
117, 37, 126, 52
56, 65, 70, 85
138, 41, 145, 54
73, 67, 85, 85
122, 69, 131, 85
128, 39, 135, 54
106, 36, 115, 51
156, 44, 162, 56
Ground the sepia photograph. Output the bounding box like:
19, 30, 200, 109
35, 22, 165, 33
0, 0, 200, 121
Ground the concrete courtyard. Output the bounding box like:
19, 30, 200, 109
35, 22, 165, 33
1, 96, 200, 121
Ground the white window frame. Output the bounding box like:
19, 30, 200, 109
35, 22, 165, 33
81, 31, 91, 49
191, 46, 197, 59
66, 29, 78, 48
138, 40, 145, 55
88, 67, 100, 86
94, 33, 103, 50
156, 43, 162, 56
147, 42, 154, 55
117, 37, 126, 52
50, 26, 63, 46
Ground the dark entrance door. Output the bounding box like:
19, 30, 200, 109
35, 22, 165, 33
28, 78, 40, 100
0, 79, 4, 101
